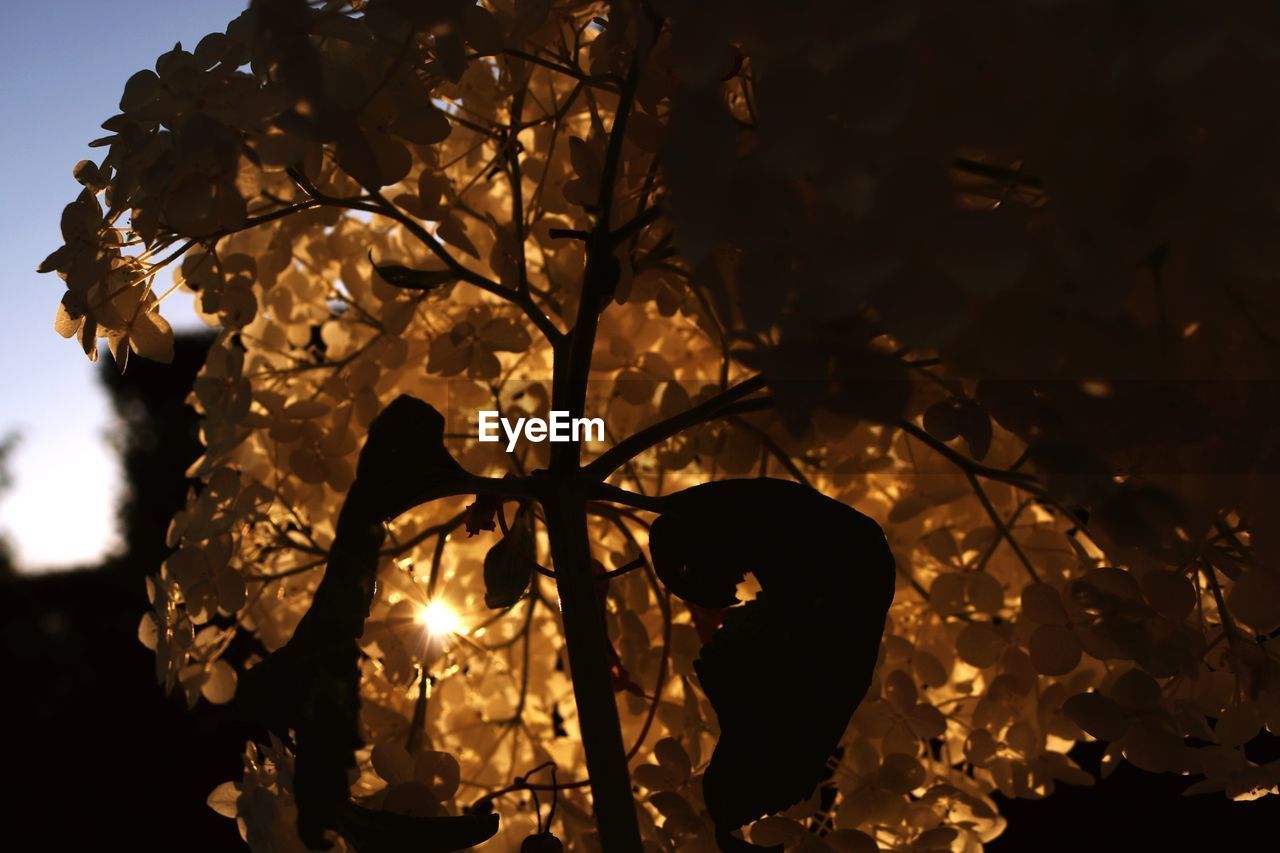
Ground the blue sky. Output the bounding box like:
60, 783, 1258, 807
0, 0, 248, 570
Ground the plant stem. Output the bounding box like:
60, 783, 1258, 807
535, 42, 651, 852
542, 481, 643, 851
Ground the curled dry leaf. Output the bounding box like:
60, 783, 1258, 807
648, 478, 895, 839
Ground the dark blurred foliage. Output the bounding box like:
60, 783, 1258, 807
99, 331, 216, 576
1, 331, 255, 851
0, 432, 17, 576
991, 740, 1280, 851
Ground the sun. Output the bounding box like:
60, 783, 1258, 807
415, 600, 463, 636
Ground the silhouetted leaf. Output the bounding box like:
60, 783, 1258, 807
483, 513, 534, 608
370, 252, 458, 292
464, 493, 501, 536
392, 104, 453, 145
648, 478, 895, 838
519, 831, 565, 853
960, 402, 993, 460
335, 801, 499, 853
355, 395, 469, 518
923, 400, 964, 441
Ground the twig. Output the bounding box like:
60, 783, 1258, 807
584, 375, 768, 479
965, 471, 1041, 583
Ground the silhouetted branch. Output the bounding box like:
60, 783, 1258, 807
610, 205, 662, 246
289, 167, 564, 344
503, 48, 622, 91
965, 470, 1041, 584
727, 414, 814, 488
585, 375, 769, 479
897, 419, 1041, 490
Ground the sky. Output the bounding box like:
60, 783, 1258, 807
0, 0, 249, 570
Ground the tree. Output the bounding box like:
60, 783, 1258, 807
100, 331, 215, 575
41, 1, 1280, 851
3, 333, 254, 850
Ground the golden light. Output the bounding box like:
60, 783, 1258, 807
415, 600, 463, 636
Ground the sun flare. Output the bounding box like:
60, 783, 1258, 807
415, 600, 463, 636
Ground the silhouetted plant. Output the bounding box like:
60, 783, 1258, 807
0, 432, 17, 576
41, 1, 1280, 851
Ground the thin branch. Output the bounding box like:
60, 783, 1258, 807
587, 482, 668, 514
584, 375, 768, 480
727, 415, 813, 488
549, 52, 643, 470
610, 205, 662, 247
408, 666, 432, 753
503, 48, 622, 91
290, 166, 563, 343
1202, 560, 1246, 703
246, 557, 327, 583
965, 470, 1041, 584
898, 419, 1041, 490
506, 80, 531, 297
